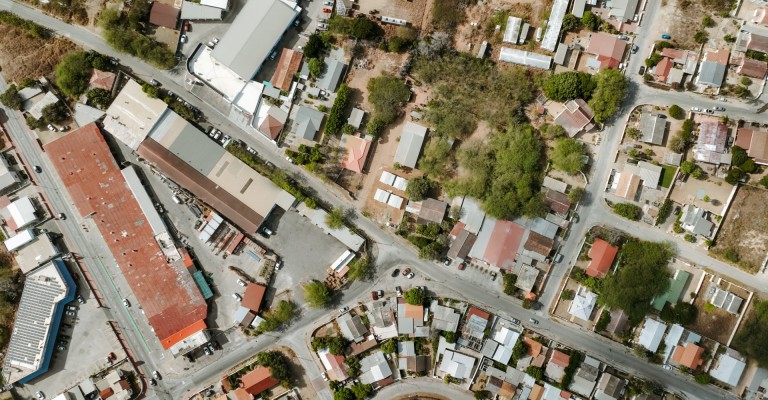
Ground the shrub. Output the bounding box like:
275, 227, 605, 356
612, 203, 642, 220
325, 84, 351, 135
668, 104, 684, 119
55, 51, 92, 98
86, 88, 112, 109
406, 176, 433, 200
503, 273, 517, 296
561, 289, 575, 300
0, 85, 22, 110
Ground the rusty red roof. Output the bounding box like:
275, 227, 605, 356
242, 366, 279, 395
739, 57, 768, 79
586, 238, 619, 278
241, 283, 266, 312
149, 2, 179, 29
483, 220, 525, 270
44, 124, 207, 349
271, 49, 303, 91
467, 305, 490, 322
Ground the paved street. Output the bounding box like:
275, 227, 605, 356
0, 0, 765, 398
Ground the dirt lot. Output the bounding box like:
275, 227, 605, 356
356, 0, 430, 32
711, 185, 768, 273
648, 0, 734, 51
0, 25, 79, 82
689, 280, 746, 344
453, 0, 551, 56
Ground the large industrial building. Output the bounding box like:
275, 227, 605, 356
44, 124, 209, 354
2, 259, 75, 384
136, 110, 296, 233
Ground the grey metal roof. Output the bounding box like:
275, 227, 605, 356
503, 16, 522, 43
211, 0, 299, 79
73, 103, 106, 128
348, 108, 365, 129
393, 122, 427, 168
317, 59, 346, 92
122, 166, 166, 236
2, 259, 74, 384
697, 61, 727, 87
639, 113, 667, 145
554, 43, 568, 65
149, 110, 225, 175
180, 1, 223, 20
293, 106, 324, 141
572, 0, 587, 17
607, 0, 639, 21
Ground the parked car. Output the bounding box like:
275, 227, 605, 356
65, 310, 76, 317
207, 41, 216, 48
57, 213, 66, 220
122, 298, 130, 307
262, 227, 274, 236
673, 206, 681, 215
236, 279, 247, 287
149, 79, 160, 87
375, 290, 383, 298
529, 318, 539, 324
402, 268, 412, 276
391, 269, 400, 277
321, 372, 329, 381
47, 124, 58, 132
511, 318, 521, 325
661, 34, 671, 39
76, 295, 85, 304
232, 293, 242, 301
36, 392, 45, 400
638, 65, 645, 75
180, 35, 188, 43
490, 272, 497, 281
631, 44, 638, 53
371, 291, 379, 300
339, 306, 349, 314
406, 272, 415, 279
204, 346, 212, 356
318, 23, 328, 31
395, 286, 403, 296
152, 370, 161, 380
705, 109, 714, 114
323, 0, 333, 5
212, 38, 219, 44
618, 35, 629, 40
714, 106, 726, 111
33, 165, 42, 173
442, 258, 451, 266
149, 378, 157, 386
691, 107, 702, 112
458, 263, 466, 270
275, 260, 283, 270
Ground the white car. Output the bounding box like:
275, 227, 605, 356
236, 279, 247, 287
321, 372, 329, 381
323, 1, 333, 5
47, 124, 58, 132
152, 370, 161, 380
406, 272, 415, 279
691, 107, 702, 112
212, 37, 219, 44
232, 293, 242, 301
36, 392, 45, 400
122, 298, 130, 307
275, 260, 283, 270
180, 35, 188, 43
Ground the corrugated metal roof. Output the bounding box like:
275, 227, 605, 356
394, 122, 427, 168
541, 0, 568, 51
181, 1, 223, 20
498, 48, 552, 69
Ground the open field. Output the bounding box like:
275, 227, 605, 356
711, 185, 768, 273
689, 281, 740, 344
651, 0, 735, 51
0, 24, 78, 82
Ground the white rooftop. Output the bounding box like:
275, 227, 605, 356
102, 80, 168, 150
637, 318, 667, 353
380, 171, 396, 186
710, 351, 746, 386
7, 197, 37, 229
189, 46, 247, 101
568, 287, 597, 321
439, 350, 476, 380
233, 81, 265, 114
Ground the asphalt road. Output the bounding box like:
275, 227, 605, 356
0, 0, 764, 398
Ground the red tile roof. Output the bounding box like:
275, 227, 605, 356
405, 304, 423, 319
259, 115, 284, 140
553, 99, 595, 136
597, 54, 621, 70
271, 49, 304, 91
231, 388, 252, 400
524, 337, 542, 357
736, 128, 754, 150
483, 220, 525, 270
587, 33, 627, 64
341, 135, 371, 173
44, 124, 207, 349
466, 306, 490, 322
149, 1, 179, 29
550, 350, 571, 368
241, 283, 266, 312
747, 129, 768, 163
661, 48, 685, 60
545, 189, 571, 215
739, 57, 768, 79
89, 70, 116, 91
654, 57, 673, 82
242, 366, 279, 395
586, 238, 619, 278
704, 48, 730, 65
672, 343, 704, 369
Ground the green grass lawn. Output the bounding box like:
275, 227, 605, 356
660, 165, 677, 188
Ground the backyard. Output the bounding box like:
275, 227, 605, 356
711, 185, 768, 273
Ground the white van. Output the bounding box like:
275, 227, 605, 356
172, 195, 183, 204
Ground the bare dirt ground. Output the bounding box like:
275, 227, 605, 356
453, 0, 551, 55
356, 0, 429, 32
711, 185, 768, 273
650, 0, 735, 51
689, 281, 742, 344
0, 25, 79, 82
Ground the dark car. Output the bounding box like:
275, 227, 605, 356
638, 65, 646, 75
391, 269, 400, 277
33, 165, 42, 173
673, 206, 681, 215
714, 106, 725, 111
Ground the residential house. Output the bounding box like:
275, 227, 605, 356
241, 283, 266, 313
671, 342, 705, 369
359, 350, 393, 386
545, 349, 571, 382
430, 300, 460, 332
651, 269, 691, 311
738, 57, 768, 79
439, 350, 476, 380
271, 48, 303, 91
746, 30, 768, 54
394, 122, 428, 168
347, 108, 365, 129
447, 224, 477, 263
469, 219, 526, 270
568, 286, 597, 321
367, 298, 398, 339
410, 198, 448, 224
397, 300, 428, 337
517, 336, 547, 370
149, 2, 179, 29
709, 288, 743, 314
679, 205, 713, 237
653, 57, 674, 84
543, 176, 568, 193
639, 113, 668, 145
594, 373, 626, 400
586, 33, 627, 70
397, 341, 428, 373
605, 0, 639, 21
553, 99, 595, 137
485, 366, 524, 399
256, 105, 288, 142
317, 349, 350, 381
28, 92, 59, 120
710, 349, 746, 386
605, 309, 629, 334
241, 366, 279, 396
317, 59, 346, 92
545, 189, 571, 216
459, 306, 490, 351
335, 0, 352, 15
693, 120, 730, 164
3, 197, 38, 231
338, 312, 368, 343
570, 356, 601, 397
542, 382, 572, 400
340, 134, 371, 173
657, 48, 698, 86
735, 127, 768, 164
292, 106, 324, 142
515, 264, 539, 293
89, 70, 116, 92
612, 161, 661, 200
637, 318, 667, 352
586, 238, 618, 278
696, 49, 729, 88
522, 230, 555, 261
481, 326, 521, 365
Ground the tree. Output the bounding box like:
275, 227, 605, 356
474, 390, 491, 400
760, 175, 768, 188
388, 36, 414, 52
86, 88, 112, 109
522, 298, 534, 309
561, 289, 575, 300
329, 15, 380, 39
334, 387, 356, 400
543, 71, 595, 102
734, 300, 768, 367
588, 69, 628, 124
381, 338, 397, 354
695, 373, 711, 384
54, 51, 93, 98
142, 83, 160, 98
681, 160, 698, 175
612, 203, 642, 220
503, 273, 517, 296
303, 280, 333, 308
367, 75, 410, 124
406, 176, 433, 200
540, 124, 566, 139
599, 240, 672, 324
326, 207, 346, 229
726, 168, 746, 185
350, 383, 373, 399
510, 340, 529, 364
702, 15, 714, 27
404, 287, 425, 305
0, 85, 22, 110
568, 187, 586, 204
741, 159, 757, 173
694, 30, 709, 44
668, 135, 685, 153
308, 57, 324, 79
326, 84, 351, 135
741, 76, 752, 86
551, 138, 586, 174
41, 102, 68, 124
668, 104, 685, 119
256, 351, 294, 387
418, 139, 452, 179
626, 127, 641, 140
304, 33, 328, 59
347, 256, 371, 281
526, 366, 544, 381
561, 14, 582, 32
312, 336, 349, 355
581, 11, 601, 31
731, 146, 748, 167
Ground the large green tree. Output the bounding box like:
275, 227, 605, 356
588, 69, 628, 123
599, 240, 672, 324
418, 139, 452, 179
404, 287, 426, 305
543, 71, 595, 102
0, 85, 22, 110
406, 176, 434, 200
303, 281, 333, 308
54, 51, 93, 98
367, 75, 410, 124
734, 300, 768, 367
551, 138, 586, 174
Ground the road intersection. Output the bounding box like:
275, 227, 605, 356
0, 0, 764, 398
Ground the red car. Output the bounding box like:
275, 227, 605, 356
371, 291, 378, 300
458, 263, 466, 270
322, 7, 332, 13
402, 268, 411, 276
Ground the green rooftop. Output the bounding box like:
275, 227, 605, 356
652, 270, 691, 311
192, 270, 214, 300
